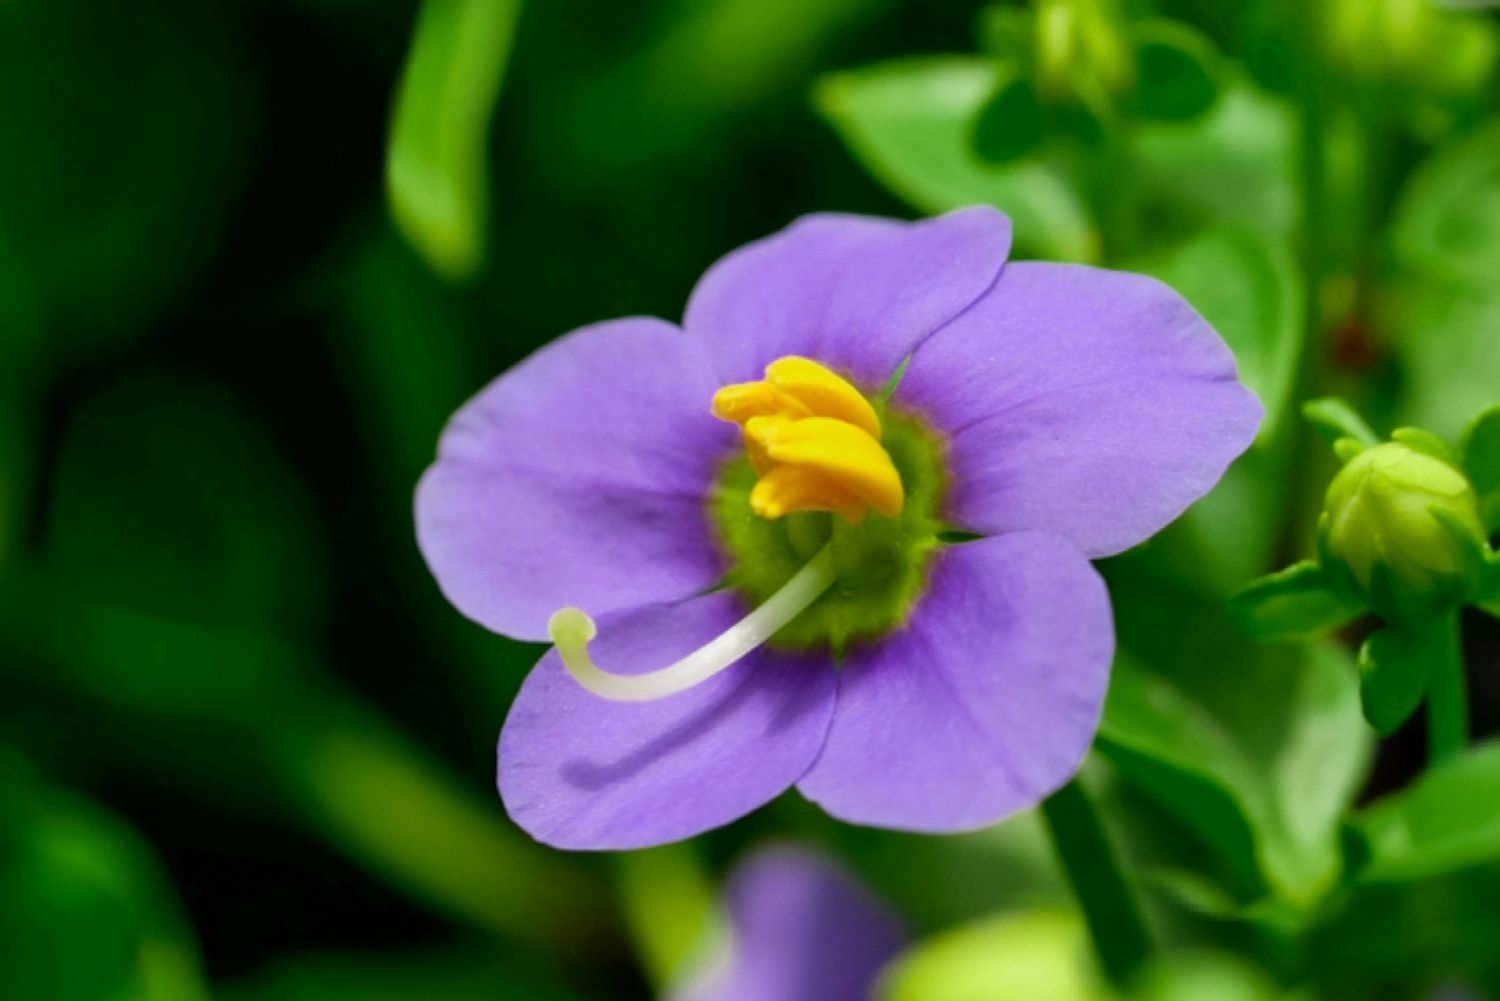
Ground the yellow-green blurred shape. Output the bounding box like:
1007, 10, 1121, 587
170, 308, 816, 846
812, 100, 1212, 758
1133, 952, 1298, 1001
387, 0, 522, 281
616, 844, 724, 991
0, 760, 209, 1001
878, 909, 1109, 1001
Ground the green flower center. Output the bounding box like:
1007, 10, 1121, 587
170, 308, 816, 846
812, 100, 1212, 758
710, 404, 949, 655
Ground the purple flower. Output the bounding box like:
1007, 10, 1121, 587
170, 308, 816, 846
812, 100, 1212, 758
416, 207, 1261, 850
670, 845, 906, 1001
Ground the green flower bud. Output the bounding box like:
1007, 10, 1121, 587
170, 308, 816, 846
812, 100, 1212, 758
1323, 442, 1487, 610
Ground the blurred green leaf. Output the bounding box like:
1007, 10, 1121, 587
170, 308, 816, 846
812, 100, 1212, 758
1136, 227, 1303, 442
1392, 120, 1500, 289
1128, 77, 1299, 247
1132, 20, 1221, 123
1462, 405, 1500, 532
972, 73, 1047, 164
387, 0, 523, 281
1230, 561, 1364, 641
1308, 862, 1500, 989
1395, 282, 1500, 442
1357, 626, 1434, 735
1147, 447, 1288, 595
1125, 226, 1303, 591
1099, 577, 1372, 906
1351, 742, 1500, 884
816, 56, 1099, 262
556, 0, 889, 178
878, 910, 1109, 1001
1410, 7, 1500, 120
797, 803, 1067, 932
0, 759, 208, 1001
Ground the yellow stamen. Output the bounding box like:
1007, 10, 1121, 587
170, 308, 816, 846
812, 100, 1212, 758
763, 356, 882, 439
712, 357, 905, 523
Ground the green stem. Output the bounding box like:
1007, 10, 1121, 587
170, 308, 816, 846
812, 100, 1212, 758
1426, 611, 1468, 766
1040, 777, 1152, 987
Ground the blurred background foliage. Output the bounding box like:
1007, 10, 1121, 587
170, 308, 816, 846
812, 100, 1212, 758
1, 0, 1499, 999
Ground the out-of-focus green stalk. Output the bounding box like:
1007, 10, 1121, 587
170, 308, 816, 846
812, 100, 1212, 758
387, 0, 523, 281
615, 844, 724, 991
1039, 777, 1152, 988
277, 696, 600, 950
1425, 612, 1468, 766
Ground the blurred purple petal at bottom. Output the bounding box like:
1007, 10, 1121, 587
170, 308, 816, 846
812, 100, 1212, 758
671, 846, 906, 1001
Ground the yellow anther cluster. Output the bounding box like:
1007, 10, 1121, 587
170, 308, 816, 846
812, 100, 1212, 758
712, 356, 904, 524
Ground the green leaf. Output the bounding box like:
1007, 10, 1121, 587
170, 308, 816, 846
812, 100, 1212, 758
1395, 282, 1500, 441
972, 73, 1047, 164
878, 910, 1111, 1001
387, 0, 523, 281
1134, 227, 1302, 441
1462, 404, 1500, 532
1099, 574, 1372, 906
1357, 626, 1435, 735
1352, 742, 1500, 883
1302, 397, 1379, 449
1230, 561, 1364, 640
816, 56, 1099, 262
1131, 20, 1221, 122
1128, 76, 1298, 246
554, 0, 886, 179
1307, 863, 1500, 987
1392, 119, 1500, 289
0, 761, 209, 1001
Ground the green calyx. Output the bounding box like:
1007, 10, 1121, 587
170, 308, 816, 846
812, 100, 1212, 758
709, 405, 948, 656
1321, 438, 1488, 616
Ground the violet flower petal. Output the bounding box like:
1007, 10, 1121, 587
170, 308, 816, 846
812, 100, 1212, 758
897, 262, 1263, 558
415, 317, 736, 642
672, 846, 906, 1001
685, 207, 1013, 387
796, 533, 1113, 833
499, 592, 837, 850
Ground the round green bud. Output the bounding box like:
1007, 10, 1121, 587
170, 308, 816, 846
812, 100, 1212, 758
1323, 442, 1486, 610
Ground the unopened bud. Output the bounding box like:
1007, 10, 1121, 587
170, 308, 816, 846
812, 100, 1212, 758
1323, 442, 1486, 610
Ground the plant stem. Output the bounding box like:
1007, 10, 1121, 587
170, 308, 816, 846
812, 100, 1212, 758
1426, 611, 1468, 766
1040, 777, 1152, 987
